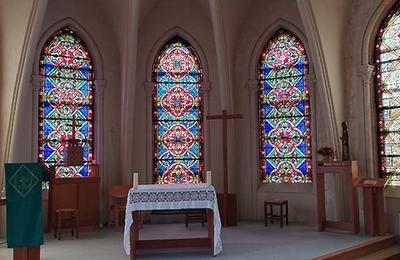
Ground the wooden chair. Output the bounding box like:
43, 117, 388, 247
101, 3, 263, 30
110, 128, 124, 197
55, 208, 79, 240
108, 185, 131, 229
185, 209, 206, 227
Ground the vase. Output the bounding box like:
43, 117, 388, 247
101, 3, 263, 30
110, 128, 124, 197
322, 155, 332, 162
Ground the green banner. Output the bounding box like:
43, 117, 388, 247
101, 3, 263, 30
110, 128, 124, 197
5, 163, 43, 248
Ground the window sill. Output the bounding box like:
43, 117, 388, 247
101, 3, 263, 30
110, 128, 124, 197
384, 186, 400, 198
257, 182, 314, 194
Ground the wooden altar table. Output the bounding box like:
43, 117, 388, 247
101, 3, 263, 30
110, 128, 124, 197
123, 184, 222, 259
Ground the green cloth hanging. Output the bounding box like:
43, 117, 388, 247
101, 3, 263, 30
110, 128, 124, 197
5, 163, 44, 248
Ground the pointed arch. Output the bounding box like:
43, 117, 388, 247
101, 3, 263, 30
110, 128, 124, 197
151, 36, 204, 184
37, 25, 96, 177
34, 18, 103, 78
249, 19, 312, 80
146, 27, 209, 82
257, 29, 312, 184
374, 0, 400, 185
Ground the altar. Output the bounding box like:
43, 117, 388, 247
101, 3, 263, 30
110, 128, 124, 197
123, 183, 222, 259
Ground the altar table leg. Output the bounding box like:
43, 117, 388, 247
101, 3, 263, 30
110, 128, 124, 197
207, 209, 214, 256
130, 211, 139, 260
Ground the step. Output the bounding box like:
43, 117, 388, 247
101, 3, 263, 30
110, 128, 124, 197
356, 245, 400, 260
313, 234, 398, 260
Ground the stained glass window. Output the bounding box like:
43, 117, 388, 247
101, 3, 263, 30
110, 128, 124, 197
39, 28, 94, 177
258, 29, 312, 184
375, 1, 400, 186
152, 37, 203, 184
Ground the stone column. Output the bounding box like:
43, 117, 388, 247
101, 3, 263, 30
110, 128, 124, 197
30, 75, 44, 160
208, 0, 231, 110
94, 79, 106, 226
202, 81, 212, 178
144, 81, 154, 184
246, 80, 258, 219
357, 65, 375, 178
121, 0, 140, 183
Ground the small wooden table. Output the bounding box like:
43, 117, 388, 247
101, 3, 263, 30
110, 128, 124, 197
316, 161, 359, 234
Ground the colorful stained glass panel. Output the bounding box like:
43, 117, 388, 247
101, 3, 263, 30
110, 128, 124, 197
258, 29, 312, 184
39, 28, 94, 177
375, 2, 400, 185
153, 37, 203, 184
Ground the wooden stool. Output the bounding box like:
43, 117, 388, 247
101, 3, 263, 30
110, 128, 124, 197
185, 209, 206, 227
55, 209, 79, 240
264, 200, 288, 228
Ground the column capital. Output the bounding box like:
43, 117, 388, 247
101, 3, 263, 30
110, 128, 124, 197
246, 80, 258, 94
305, 73, 317, 86
357, 64, 375, 86
143, 81, 154, 98
95, 79, 107, 96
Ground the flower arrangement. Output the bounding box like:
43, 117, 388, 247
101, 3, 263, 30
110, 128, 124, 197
317, 147, 334, 156
317, 147, 334, 161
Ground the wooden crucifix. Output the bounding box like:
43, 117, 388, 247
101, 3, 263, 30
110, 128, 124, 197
63, 115, 84, 166
206, 109, 242, 226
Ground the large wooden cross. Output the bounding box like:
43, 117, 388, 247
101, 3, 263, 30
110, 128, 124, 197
206, 109, 242, 226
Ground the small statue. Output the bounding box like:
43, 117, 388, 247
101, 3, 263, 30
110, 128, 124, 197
340, 121, 350, 161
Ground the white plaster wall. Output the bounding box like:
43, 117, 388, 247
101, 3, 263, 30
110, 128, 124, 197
346, 0, 400, 234
233, 0, 352, 224
0, 0, 41, 238
40, 0, 122, 184
7, 0, 122, 224
134, 0, 224, 191
309, 0, 351, 134
233, 0, 320, 224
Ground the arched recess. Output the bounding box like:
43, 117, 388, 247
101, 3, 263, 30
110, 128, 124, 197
143, 27, 211, 184
31, 17, 106, 177
369, 0, 400, 186
356, 0, 399, 180
246, 19, 317, 194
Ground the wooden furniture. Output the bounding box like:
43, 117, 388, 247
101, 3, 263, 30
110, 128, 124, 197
316, 161, 360, 234
264, 200, 288, 228
216, 193, 237, 226
124, 184, 221, 258
185, 209, 206, 227
206, 109, 242, 226
130, 210, 214, 259
108, 184, 131, 228
0, 197, 6, 206
357, 178, 386, 236
55, 208, 79, 240
14, 247, 40, 260
48, 165, 100, 232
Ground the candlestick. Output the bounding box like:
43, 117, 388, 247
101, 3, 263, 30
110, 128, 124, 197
206, 171, 212, 186
133, 172, 138, 189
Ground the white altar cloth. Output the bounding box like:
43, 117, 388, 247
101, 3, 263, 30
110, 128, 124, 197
123, 183, 222, 256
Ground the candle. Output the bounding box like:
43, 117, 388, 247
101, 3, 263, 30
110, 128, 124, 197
206, 171, 212, 186
133, 172, 139, 189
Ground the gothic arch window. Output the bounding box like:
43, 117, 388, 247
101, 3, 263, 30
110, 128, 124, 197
375, 1, 400, 185
39, 27, 95, 177
258, 29, 312, 184
152, 37, 204, 184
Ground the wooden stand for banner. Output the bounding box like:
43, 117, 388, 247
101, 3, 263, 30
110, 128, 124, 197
14, 246, 40, 260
